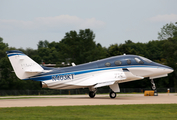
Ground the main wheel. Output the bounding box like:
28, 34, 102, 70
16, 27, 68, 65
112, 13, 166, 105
109, 91, 116, 98
89, 91, 95, 98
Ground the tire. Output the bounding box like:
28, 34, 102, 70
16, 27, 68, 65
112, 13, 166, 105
109, 91, 116, 98
89, 91, 95, 98
154, 90, 158, 96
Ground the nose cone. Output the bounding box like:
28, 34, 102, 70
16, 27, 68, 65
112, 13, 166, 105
168, 67, 174, 73
166, 67, 174, 74
154, 62, 174, 74
162, 65, 174, 73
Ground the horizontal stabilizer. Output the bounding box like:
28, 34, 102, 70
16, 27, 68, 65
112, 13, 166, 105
25, 70, 43, 73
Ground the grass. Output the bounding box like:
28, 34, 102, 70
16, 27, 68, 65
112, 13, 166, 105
0, 104, 177, 120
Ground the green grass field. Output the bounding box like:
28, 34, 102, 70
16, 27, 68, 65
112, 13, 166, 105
0, 104, 177, 120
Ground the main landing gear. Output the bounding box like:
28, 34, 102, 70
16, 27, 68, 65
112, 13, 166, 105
150, 79, 158, 96
88, 87, 117, 98
109, 91, 116, 98
89, 84, 119, 98
89, 91, 117, 98
89, 91, 96, 98
89, 87, 97, 98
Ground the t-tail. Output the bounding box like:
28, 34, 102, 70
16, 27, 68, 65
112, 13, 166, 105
6, 50, 44, 80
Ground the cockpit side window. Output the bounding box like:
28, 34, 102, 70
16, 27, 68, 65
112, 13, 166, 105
139, 56, 152, 63
134, 58, 144, 64
114, 60, 122, 66
105, 62, 111, 67
126, 59, 131, 64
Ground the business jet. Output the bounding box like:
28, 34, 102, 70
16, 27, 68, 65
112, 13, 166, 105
6, 50, 173, 98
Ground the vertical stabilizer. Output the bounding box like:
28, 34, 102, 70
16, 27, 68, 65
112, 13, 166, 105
6, 50, 44, 80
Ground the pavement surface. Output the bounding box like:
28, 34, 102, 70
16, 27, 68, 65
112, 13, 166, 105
0, 93, 176, 108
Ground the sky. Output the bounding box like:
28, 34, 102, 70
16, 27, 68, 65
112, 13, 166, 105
0, 0, 177, 49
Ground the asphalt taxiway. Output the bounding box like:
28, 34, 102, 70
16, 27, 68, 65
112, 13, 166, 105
0, 93, 176, 108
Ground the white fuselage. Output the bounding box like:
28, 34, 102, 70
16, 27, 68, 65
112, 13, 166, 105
41, 65, 173, 90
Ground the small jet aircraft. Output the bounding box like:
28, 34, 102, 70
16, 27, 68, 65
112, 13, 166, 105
6, 50, 173, 98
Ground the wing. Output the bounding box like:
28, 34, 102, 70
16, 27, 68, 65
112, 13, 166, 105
74, 68, 144, 88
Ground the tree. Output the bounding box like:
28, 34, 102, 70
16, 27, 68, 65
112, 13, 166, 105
107, 44, 121, 56
162, 38, 177, 88
0, 37, 8, 59
158, 22, 177, 40
58, 29, 107, 64
37, 40, 49, 49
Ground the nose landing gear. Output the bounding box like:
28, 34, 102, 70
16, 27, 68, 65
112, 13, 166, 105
150, 79, 158, 96
151, 79, 156, 90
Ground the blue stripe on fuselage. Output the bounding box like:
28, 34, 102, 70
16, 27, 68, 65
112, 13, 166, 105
24, 65, 161, 81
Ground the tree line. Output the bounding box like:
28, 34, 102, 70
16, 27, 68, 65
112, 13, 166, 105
0, 23, 177, 90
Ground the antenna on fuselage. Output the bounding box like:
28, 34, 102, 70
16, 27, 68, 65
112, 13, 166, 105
72, 62, 76, 66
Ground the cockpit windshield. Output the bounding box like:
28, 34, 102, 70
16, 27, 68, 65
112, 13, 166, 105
139, 56, 152, 63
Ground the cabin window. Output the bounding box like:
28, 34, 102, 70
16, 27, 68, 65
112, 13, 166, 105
127, 59, 131, 64
134, 58, 144, 64
114, 60, 122, 66
105, 62, 111, 67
